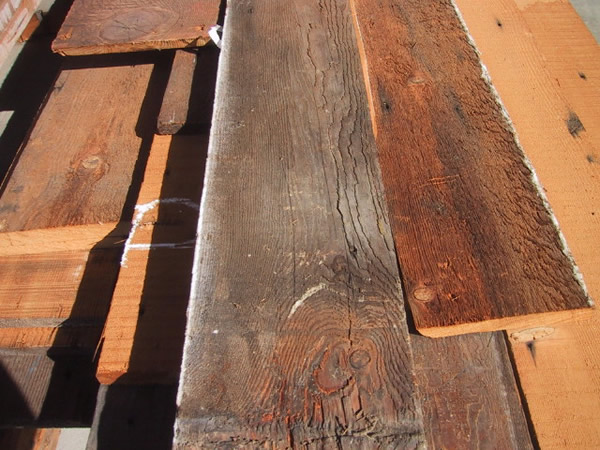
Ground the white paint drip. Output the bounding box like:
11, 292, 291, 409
120, 198, 199, 268
288, 283, 328, 318
450, 0, 593, 306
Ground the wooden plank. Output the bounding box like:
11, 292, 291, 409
0, 249, 119, 321
0, 351, 98, 426
414, 332, 533, 448
451, 0, 600, 446
0, 61, 157, 232
0, 222, 125, 256
349, 0, 592, 337
0, 325, 101, 349
175, 1, 426, 447
0, 0, 43, 70
97, 134, 205, 384
156, 48, 218, 135
51, 0, 221, 56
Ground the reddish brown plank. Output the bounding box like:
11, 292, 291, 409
349, 0, 592, 337
175, 0, 426, 446
0, 61, 157, 231
52, 0, 221, 56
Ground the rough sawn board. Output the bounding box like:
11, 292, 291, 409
52, 0, 221, 55
350, 0, 593, 337
175, 0, 426, 447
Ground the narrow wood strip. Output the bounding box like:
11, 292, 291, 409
157, 48, 218, 135
349, 0, 591, 337
175, 1, 425, 446
0, 222, 126, 256
97, 134, 205, 384
452, 0, 600, 446
0, 325, 101, 349
51, 0, 221, 56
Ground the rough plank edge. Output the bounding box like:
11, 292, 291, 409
51, 37, 212, 56
0, 222, 126, 256
419, 306, 595, 338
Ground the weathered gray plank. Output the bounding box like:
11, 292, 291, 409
175, 0, 425, 447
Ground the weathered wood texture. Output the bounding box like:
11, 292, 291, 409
0, 350, 98, 426
349, 0, 592, 337
0, 57, 162, 356
0, 63, 155, 231
175, 0, 426, 447
97, 134, 206, 384
0, 0, 43, 69
157, 48, 218, 135
413, 332, 533, 449
52, 0, 221, 55
452, 0, 600, 446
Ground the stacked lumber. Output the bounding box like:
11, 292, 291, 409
0, 51, 169, 424
0, 0, 596, 447
173, 0, 533, 447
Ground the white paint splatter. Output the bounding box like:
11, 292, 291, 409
120, 198, 199, 267
450, 0, 593, 306
288, 283, 327, 318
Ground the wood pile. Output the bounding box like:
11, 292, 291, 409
0, 0, 598, 448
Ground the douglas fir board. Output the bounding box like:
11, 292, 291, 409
349, 0, 593, 337
175, 0, 426, 447
52, 0, 221, 55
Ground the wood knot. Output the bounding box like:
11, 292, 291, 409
349, 350, 370, 369
313, 345, 351, 394
413, 287, 436, 303
509, 327, 555, 343
331, 255, 347, 274
82, 156, 102, 170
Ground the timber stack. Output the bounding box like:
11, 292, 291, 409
0, 0, 598, 448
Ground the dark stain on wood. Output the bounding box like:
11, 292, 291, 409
567, 111, 585, 136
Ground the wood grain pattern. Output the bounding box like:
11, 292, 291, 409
52, 0, 221, 55
349, 0, 592, 337
157, 48, 218, 135
175, 0, 425, 447
452, 0, 600, 446
413, 332, 533, 449
0, 222, 125, 256
97, 135, 205, 384
0, 63, 155, 232
0, 249, 119, 321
